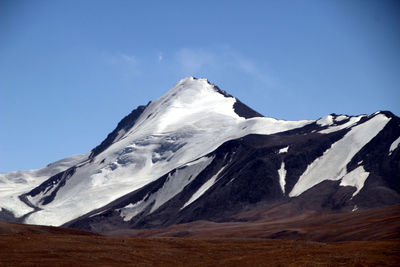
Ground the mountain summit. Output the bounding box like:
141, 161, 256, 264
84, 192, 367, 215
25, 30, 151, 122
1, 78, 399, 232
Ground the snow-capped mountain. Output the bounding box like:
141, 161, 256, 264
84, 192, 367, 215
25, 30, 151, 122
1, 77, 399, 232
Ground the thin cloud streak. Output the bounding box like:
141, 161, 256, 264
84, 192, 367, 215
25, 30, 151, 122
103, 52, 142, 77
174, 47, 277, 88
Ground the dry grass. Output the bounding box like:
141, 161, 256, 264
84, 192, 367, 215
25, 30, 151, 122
111, 204, 400, 242
1, 205, 399, 266
0, 228, 399, 266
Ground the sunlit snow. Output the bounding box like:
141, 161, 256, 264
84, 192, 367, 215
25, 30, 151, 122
339, 166, 369, 197
335, 115, 348, 122
119, 156, 213, 221
319, 116, 364, 134
389, 136, 400, 156
278, 146, 289, 154
23, 77, 312, 226
182, 165, 227, 209
289, 114, 390, 197
316, 115, 334, 127
0, 154, 87, 217
278, 162, 286, 194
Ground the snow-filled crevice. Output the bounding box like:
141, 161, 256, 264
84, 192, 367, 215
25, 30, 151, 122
339, 166, 369, 197
278, 162, 287, 194
289, 114, 390, 197
182, 165, 227, 209
118, 156, 213, 221
389, 136, 400, 156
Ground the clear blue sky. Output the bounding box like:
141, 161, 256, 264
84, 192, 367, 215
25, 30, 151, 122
1, 0, 399, 172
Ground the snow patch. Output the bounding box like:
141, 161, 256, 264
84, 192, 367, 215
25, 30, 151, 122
149, 156, 213, 213
316, 115, 334, 127
389, 136, 400, 156
89, 210, 107, 218
319, 116, 364, 134
118, 156, 213, 221
335, 115, 348, 122
278, 146, 289, 154
289, 114, 390, 197
118, 198, 146, 221
340, 166, 369, 197
278, 162, 286, 194
182, 165, 227, 209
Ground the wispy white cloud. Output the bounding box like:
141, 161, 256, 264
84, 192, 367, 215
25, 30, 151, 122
230, 54, 274, 86
175, 48, 217, 75
106, 53, 138, 65
100, 48, 277, 92
173, 47, 276, 87
103, 52, 141, 76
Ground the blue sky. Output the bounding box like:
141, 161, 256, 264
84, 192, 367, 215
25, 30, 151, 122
1, 0, 399, 172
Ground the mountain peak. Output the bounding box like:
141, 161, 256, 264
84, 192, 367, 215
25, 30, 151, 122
167, 77, 263, 119
162, 76, 228, 104
3, 78, 397, 229
92, 78, 262, 160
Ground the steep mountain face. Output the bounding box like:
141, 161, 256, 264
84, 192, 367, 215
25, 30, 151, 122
1, 77, 399, 232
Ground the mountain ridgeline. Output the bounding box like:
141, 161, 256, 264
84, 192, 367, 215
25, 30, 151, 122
1, 77, 399, 233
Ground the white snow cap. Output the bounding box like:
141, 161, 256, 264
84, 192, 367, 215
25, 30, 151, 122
8, 77, 313, 226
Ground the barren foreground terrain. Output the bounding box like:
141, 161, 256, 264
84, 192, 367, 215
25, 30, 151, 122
114, 204, 400, 242
1, 205, 400, 266
0, 222, 399, 266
